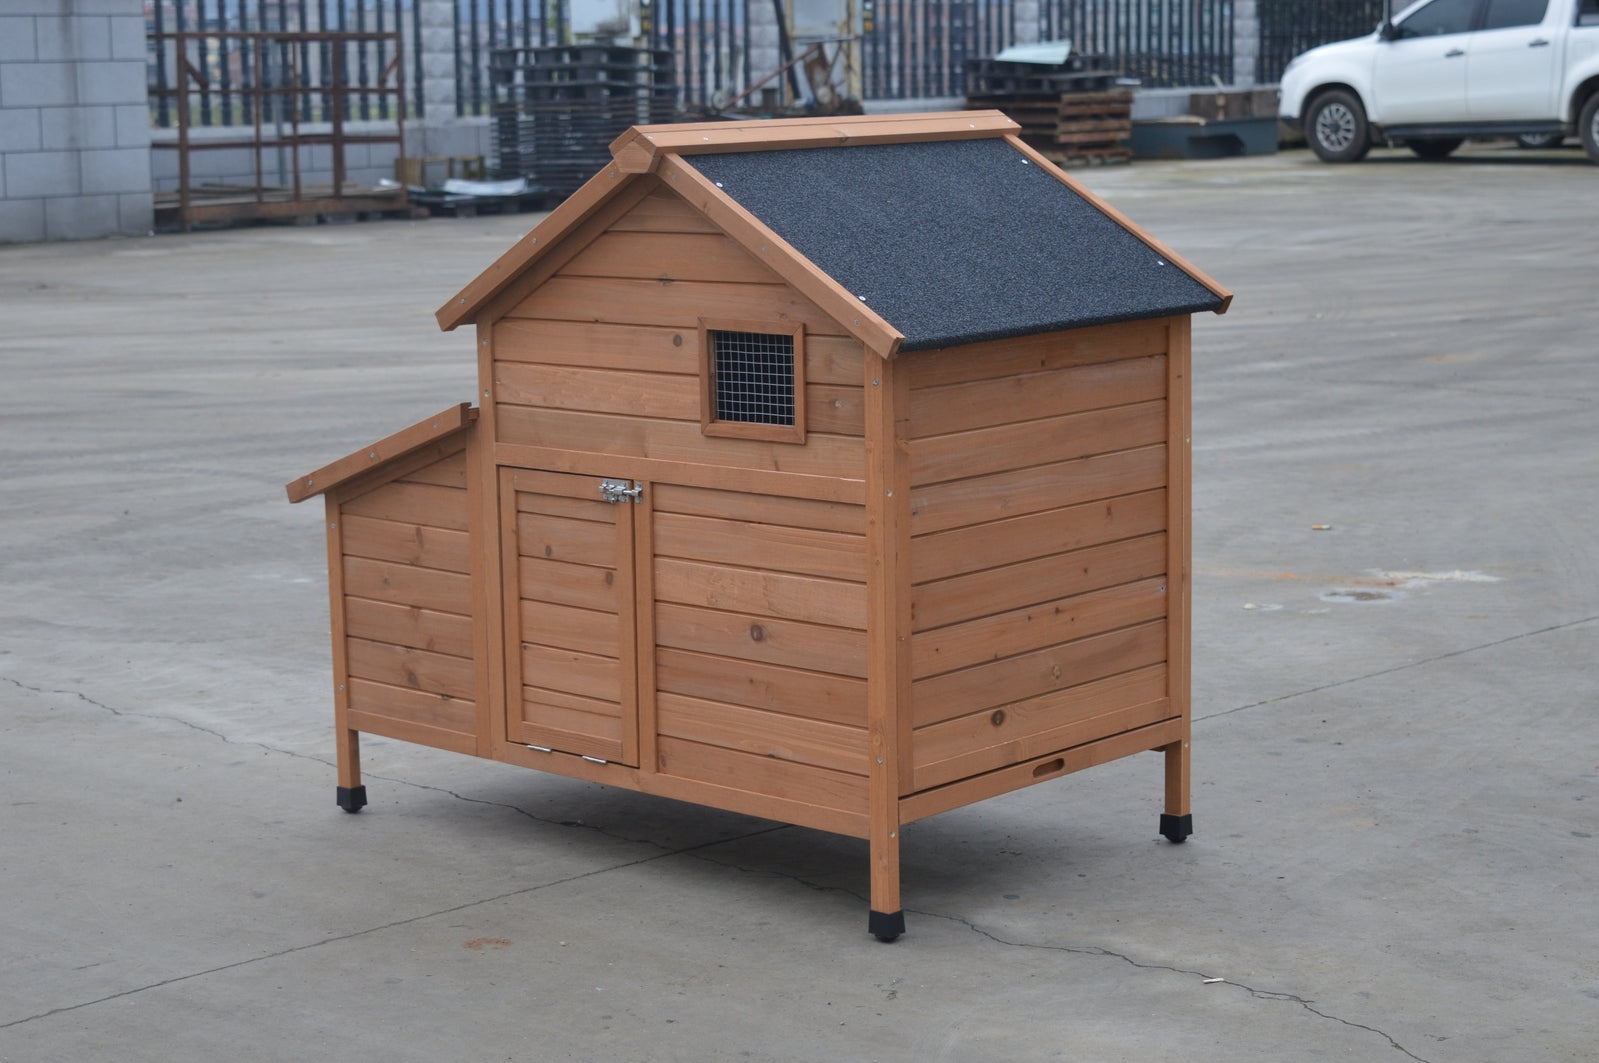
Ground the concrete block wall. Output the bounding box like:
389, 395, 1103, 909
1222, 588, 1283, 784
1, 0, 153, 244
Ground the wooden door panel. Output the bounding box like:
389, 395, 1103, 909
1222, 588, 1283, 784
504, 469, 639, 765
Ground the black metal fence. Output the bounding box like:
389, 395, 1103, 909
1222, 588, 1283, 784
1256, 0, 1386, 83
148, 0, 1391, 128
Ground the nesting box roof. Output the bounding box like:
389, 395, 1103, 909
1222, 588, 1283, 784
438, 112, 1230, 355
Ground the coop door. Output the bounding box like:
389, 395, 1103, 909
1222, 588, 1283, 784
502, 468, 642, 766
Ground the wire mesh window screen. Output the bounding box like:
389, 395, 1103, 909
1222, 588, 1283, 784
711, 331, 796, 426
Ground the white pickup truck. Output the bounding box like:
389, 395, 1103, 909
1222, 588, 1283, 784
1280, 0, 1599, 162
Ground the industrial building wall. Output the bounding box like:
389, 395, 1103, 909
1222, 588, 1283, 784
0, 0, 153, 243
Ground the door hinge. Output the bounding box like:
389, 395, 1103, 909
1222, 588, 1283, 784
599, 478, 643, 504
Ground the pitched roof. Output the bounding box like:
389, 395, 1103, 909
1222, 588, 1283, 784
437, 112, 1229, 354
691, 137, 1226, 351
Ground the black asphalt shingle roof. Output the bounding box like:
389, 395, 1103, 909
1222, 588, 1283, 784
689, 137, 1225, 352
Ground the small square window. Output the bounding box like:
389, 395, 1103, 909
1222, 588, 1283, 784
699, 321, 806, 443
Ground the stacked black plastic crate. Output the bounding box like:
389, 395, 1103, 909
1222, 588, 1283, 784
964, 53, 1134, 165
492, 45, 677, 195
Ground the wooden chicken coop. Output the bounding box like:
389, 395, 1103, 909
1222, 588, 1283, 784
286, 111, 1231, 941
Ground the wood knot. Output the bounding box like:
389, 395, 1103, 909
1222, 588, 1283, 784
990, 709, 1006, 727
749, 624, 766, 642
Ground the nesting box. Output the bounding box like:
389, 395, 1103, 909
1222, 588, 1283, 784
287, 112, 1230, 941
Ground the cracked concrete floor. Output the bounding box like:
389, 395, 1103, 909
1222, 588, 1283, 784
2, 141, 1596, 1062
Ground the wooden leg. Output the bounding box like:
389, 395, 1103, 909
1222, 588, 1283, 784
335, 726, 367, 813
869, 816, 904, 942
1159, 735, 1191, 843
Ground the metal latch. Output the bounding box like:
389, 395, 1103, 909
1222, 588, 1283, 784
599, 478, 643, 504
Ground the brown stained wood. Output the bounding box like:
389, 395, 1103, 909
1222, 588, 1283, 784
654, 558, 867, 631
911, 489, 1166, 584
515, 715, 624, 763
916, 698, 1172, 791
494, 319, 700, 374
496, 362, 700, 422
559, 229, 783, 286
520, 685, 622, 733
287, 403, 474, 502
341, 481, 470, 532
806, 336, 865, 387
518, 554, 620, 612
807, 384, 865, 437
905, 320, 1170, 390
655, 601, 869, 678
632, 480, 659, 778
660, 160, 903, 360
495, 406, 865, 482
912, 577, 1169, 680
607, 189, 723, 233
339, 514, 470, 574
506, 275, 844, 335
343, 556, 473, 615
909, 444, 1167, 536
614, 111, 1018, 160
327, 494, 359, 791
914, 533, 1166, 634
907, 355, 1166, 439
520, 599, 619, 658
653, 511, 867, 581
348, 677, 477, 734
493, 442, 867, 506
911, 620, 1167, 728
633, 761, 869, 838
652, 484, 864, 535
517, 511, 621, 569
909, 400, 1167, 487
436, 169, 645, 332
398, 450, 469, 490
344, 597, 475, 659
899, 718, 1184, 825
347, 706, 478, 757
1004, 135, 1232, 312
656, 647, 867, 728
346, 636, 477, 701
656, 735, 869, 815
521, 642, 619, 703
910, 665, 1169, 785
1165, 315, 1194, 819
656, 692, 868, 775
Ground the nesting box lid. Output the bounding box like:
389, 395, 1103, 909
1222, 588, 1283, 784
438, 112, 1229, 355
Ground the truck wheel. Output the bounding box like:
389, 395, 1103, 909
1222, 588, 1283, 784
1408, 138, 1463, 160
1581, 93, 1599, 164
1307, 89, 1371, 163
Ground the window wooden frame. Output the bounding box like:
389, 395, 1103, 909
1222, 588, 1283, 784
698, 318, 807, 445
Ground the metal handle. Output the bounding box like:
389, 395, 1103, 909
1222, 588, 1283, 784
1444, 48, 1465, 57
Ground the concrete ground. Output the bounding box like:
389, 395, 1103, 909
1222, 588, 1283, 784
1, 139, 1595, 1063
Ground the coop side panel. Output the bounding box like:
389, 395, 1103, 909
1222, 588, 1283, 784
649, 483, 872, 821
334, 446, 478, 754
490, 189, 867, 491
904, 321, 1179, 792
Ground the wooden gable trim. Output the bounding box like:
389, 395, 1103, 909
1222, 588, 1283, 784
285, 403, 477, 502
663, 155, 904, 360
1003, 134, 1233, 315
610, 110, 1020, 165
436, 164, 641, 332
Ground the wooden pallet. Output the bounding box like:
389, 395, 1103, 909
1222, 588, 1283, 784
969, 91, 1133, 158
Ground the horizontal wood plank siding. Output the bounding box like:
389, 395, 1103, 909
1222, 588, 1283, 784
491, 194, 865, 496
905, 325, 1177, 783
335, 446, 477, 747
650, 485, 869, 788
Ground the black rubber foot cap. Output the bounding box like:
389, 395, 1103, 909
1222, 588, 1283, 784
1160, 813, 1192, 843
337, 785, 368, 813
869, 909, 905, 942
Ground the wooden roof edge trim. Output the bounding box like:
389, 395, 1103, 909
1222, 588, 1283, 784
611, 111, 1020, 163
1003, 134, 1233, 314
285, 403, 477, 502
664, 153, 905, 360
436, 166, 638, 331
